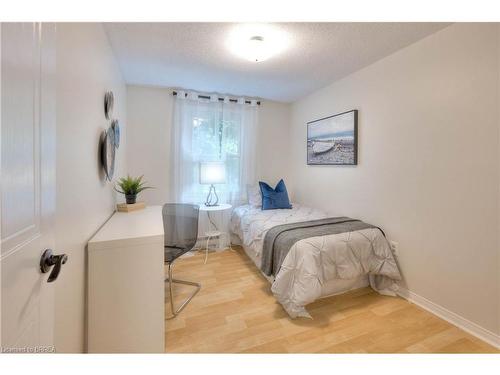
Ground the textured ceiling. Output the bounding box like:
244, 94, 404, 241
104, 23, 450, 102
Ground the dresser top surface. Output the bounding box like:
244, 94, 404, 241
88, 205, 164, 249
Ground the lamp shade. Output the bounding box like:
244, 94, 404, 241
199, 161, 226, 184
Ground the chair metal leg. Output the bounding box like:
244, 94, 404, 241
167, 263, 175, 318
165, 262, 201, 319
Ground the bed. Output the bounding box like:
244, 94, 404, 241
230, 204, 402, 318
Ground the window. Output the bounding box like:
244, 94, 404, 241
170, 93, 258, 206
192, 111, 241, 198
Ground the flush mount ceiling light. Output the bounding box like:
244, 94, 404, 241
227, 24, 290, 63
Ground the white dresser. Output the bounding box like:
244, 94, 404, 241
87, 206, 165, 353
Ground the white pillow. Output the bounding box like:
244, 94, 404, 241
247, 184, 262, 207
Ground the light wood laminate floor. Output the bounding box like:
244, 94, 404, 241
165, 247, 498, 353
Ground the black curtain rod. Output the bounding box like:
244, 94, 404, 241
172, 91, 260, 105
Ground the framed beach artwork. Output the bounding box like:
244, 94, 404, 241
307, 109, 358, 165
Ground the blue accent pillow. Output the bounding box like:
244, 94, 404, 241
259, 179, 292, 210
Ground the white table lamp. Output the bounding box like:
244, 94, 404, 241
199, 161, 226, 206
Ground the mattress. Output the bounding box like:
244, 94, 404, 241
230, 203, 328, 259
230, 204, 369, 300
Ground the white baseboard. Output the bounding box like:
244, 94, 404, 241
397, 287, 500, 349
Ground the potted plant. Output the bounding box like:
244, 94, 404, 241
115, 175, 153, 204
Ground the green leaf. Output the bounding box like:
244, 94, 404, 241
115, 175, 154, 195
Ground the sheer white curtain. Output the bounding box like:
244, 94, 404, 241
170, 91, 258, 206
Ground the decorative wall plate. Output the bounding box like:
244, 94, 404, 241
111, 119, 120, 149
101, 127, 116, 181
104, 91, 114, 120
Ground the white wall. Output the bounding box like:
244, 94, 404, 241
126, 85, 290, 205
127, 86, 172, 204
289, 23, 500, 336
55, 23, 127, 352
255, 100, 291, 185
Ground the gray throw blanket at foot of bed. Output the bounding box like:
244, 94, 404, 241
261, 217, 381, 277
261, 216, 402, 318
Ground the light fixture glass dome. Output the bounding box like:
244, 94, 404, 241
227, 24, 290, 63
248, 36, 265, 62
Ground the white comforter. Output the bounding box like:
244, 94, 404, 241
230, 204, 328, 256
230, 204, 401, 318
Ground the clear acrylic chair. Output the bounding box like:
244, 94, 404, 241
162, 203, 201, 319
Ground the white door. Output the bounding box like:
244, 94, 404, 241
1, 23, 59, 353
